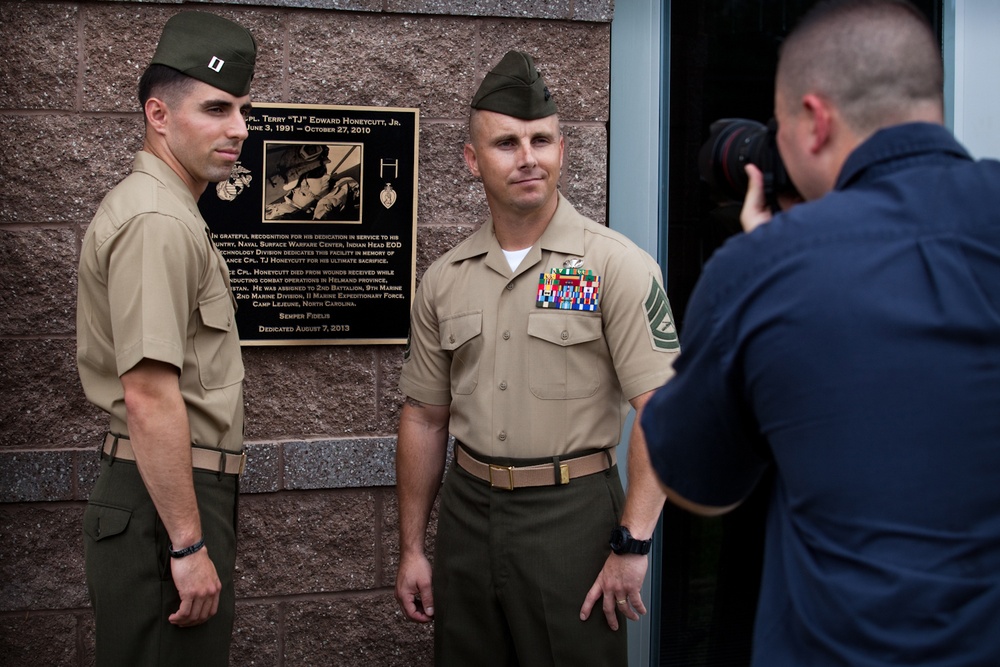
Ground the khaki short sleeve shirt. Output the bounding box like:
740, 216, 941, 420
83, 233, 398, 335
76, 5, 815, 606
400, 194, 678, 458
77, 152, 244, 452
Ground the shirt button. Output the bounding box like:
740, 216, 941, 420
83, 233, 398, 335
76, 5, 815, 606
560, 330, 569, 340
499, 381, 507, 390
502, 330, 510, 340
506, 283, 515, 291
498, 431, 507, 441
449, 334, 455, 344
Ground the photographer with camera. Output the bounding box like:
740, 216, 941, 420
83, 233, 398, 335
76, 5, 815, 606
642, 1, 1000, 665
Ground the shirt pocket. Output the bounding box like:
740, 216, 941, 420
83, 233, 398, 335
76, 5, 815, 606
527, 312, 603, 399
440, 310, 483, 395
195, 290, 245, 390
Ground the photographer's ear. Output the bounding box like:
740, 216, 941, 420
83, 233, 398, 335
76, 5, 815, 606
801, 93, 834, 154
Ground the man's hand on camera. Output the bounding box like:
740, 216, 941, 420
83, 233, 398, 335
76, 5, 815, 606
740, 164, 772, 232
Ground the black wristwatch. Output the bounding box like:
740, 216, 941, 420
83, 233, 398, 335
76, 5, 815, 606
609, 525, 652, 556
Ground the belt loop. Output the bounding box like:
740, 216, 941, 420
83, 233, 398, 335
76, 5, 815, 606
109, 434, 119, 466
217, 450, 226, 479
552, 456, 570, 485
603, 448, 613, 469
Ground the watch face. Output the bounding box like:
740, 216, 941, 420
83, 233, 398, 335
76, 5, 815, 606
610, 525, 650, 555
610, 526, 630, 552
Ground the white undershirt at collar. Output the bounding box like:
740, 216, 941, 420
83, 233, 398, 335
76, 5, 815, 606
502, 247, 532, 272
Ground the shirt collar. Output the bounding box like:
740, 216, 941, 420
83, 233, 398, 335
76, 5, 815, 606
836, 122, 972, 191
450, 192, 587, 264
132, 151, 202, 215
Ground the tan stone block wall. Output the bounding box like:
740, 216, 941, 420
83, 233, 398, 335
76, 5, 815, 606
0, 1, 612, 664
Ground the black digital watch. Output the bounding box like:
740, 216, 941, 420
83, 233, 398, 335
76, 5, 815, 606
609, 525, 652, 556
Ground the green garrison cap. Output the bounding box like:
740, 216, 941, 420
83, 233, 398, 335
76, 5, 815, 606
151, 12, 257, 97
471, 51, 557, 119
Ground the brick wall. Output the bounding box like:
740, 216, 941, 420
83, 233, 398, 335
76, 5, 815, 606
0, 1, 613, 664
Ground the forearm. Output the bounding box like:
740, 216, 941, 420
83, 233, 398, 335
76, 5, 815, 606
396, 399, 450, 557
580, 393, 665, 628
122, 360, 202, 550
619, 392, 668, 539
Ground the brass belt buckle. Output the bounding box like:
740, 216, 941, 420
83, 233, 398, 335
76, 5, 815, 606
559, 463, 570, 485
238, 452, 247, 476
488, 464, 515, 490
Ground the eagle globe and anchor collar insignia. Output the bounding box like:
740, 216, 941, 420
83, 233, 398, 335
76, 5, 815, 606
536, 257, 600, 312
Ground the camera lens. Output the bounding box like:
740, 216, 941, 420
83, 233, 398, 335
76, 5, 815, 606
698, 119, 768, 200
697, 118, 798, 209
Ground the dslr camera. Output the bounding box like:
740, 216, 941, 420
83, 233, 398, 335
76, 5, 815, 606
697, 118, 799, 211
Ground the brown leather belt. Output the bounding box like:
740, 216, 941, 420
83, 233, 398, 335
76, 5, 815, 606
455, 444, 615, 490
102, 433, 246, 476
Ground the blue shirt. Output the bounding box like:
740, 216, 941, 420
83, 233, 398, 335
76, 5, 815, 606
643, 123, 1000, 666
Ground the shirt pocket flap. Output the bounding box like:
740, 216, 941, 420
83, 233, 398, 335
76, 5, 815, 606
84, 503, 132, 542
199, 291, 234, 332
440, 311, 483, 351
527, 312, 602, 347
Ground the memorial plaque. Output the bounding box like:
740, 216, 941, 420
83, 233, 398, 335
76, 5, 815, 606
199, 103, 418, 345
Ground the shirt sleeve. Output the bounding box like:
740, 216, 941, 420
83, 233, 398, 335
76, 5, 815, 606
105, 213, 202, 376
599, 244, 680, 400
399, 267, 453, 405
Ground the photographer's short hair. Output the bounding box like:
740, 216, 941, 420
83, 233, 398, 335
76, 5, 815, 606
138, 64, 197, 110
777, 0, 943, 134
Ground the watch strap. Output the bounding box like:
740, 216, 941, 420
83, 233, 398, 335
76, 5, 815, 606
620, 537, 651, 555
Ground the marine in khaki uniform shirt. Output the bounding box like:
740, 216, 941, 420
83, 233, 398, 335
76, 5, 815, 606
395, 51, 679, 666
76, 12, 255, 667
78, 151, 246, 452
403, 192, 675, 457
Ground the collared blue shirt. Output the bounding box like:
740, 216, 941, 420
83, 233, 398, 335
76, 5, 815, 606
643, 123, 1000, 665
